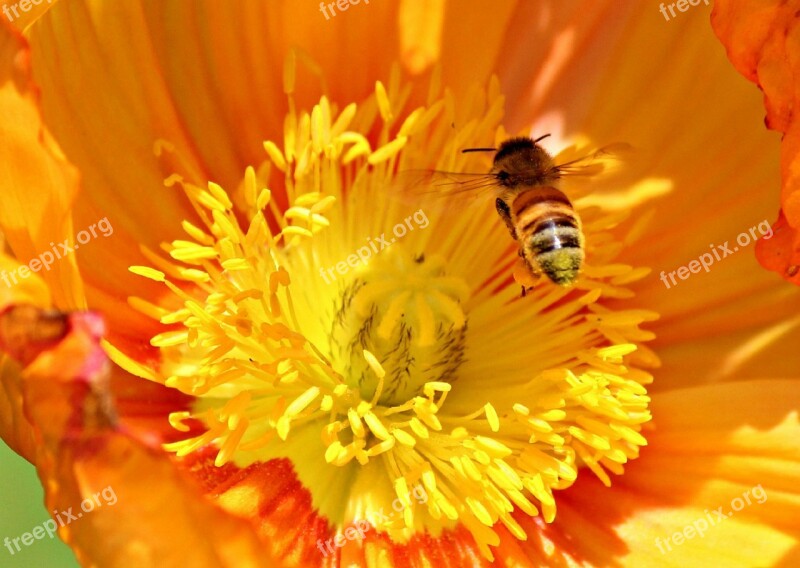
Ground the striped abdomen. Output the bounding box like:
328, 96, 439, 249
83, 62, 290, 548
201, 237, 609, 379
511, 187, 584, 286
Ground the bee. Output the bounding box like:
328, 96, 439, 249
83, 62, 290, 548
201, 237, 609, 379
411, 135, 624, 293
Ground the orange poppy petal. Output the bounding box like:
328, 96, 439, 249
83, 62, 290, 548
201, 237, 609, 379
538, 379, 800, 566
0, 253, 50, 462
108, 362, 197, 446
0, 351, 37, 461
0, 20, 84, 310
0, 251, 51, 311
177, 449, 539, 567
0, 7, 200, 343
178, 451, 334, 566
712, 0, 800, 285
22, 0, 402, 341
0, 306, 275, 567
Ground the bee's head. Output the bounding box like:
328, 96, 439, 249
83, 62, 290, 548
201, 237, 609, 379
491, 136, 557, 187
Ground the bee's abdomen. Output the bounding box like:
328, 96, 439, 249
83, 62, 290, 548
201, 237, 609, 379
512, 188, 584, 285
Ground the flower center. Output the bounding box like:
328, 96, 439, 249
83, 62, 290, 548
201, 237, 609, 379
331, 248, 468, 405
108, 60, 661, 559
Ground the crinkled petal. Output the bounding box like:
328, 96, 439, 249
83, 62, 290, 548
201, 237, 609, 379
0, 252, 50, 461
712, 0, 800, 285
0, 305, 274, 567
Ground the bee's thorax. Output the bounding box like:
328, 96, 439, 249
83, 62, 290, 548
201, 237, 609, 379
492, 137, 558, 192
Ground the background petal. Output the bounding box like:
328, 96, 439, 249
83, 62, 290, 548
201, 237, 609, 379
0, 252, 50, 463
712, 0, 800, 286
531, 379, 800, 567
0, 20, 84, 310
0, 306, 276, 567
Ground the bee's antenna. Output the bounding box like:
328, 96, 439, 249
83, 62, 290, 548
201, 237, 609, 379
533, 133, 551, 143
461, 147, 497, 154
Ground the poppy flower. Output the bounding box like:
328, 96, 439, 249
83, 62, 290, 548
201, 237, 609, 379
1, 2, 799, 567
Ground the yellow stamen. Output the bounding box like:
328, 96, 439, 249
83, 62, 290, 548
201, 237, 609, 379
123, 70, 660, 560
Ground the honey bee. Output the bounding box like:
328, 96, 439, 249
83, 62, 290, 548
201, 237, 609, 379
410, 134, 624, 293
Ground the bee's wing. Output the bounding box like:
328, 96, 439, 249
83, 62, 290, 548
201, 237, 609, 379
551, 143, 633, 177
392, 169, 499, 197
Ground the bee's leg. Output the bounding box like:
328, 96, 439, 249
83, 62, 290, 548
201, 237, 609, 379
512, 255, 539, 296
495, 198, 516, 239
